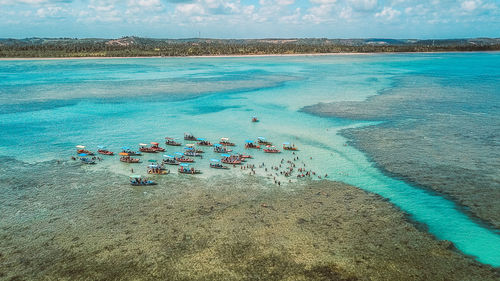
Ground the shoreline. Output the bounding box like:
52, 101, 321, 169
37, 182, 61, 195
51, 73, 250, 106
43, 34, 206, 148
1, 50, 499, 61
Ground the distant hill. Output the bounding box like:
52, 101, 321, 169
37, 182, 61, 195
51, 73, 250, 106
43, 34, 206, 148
1, 37, 499, 57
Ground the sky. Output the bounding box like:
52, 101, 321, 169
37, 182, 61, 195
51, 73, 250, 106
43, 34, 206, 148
0, 0, 499, 39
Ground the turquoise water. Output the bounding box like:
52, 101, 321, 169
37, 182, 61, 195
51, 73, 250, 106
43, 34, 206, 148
1, 53, 500, 266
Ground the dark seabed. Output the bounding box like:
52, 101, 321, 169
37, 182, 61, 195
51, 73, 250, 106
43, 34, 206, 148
0, 157, 499, 280
303, 73, 500, 230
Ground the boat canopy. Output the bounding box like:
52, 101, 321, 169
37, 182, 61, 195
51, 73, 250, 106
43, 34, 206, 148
148, 159, 157, 162
185, 144, 194, 147
130, 174, 142, 178
148, 164, 160, 168
213, 143, 222, 147
197, 138, 205, 141
283, 142, 290, 145
179, 163, 190, 167
258, 137, 265, 140
245, 140, 253, 143
184, 147, 194, 150
221, 154, 231, 157
164, 154, 174, 158
78, 153, 87, 157
139, 143, 148, 146
221, 137, 229, 141
121, 146, 130, 150
175, 152, 184, 155
76, 145, 85, 149
210, 159, 220, 162
119, 152, 129, 156
165, 137, 174, 140
97, 145, 105, 149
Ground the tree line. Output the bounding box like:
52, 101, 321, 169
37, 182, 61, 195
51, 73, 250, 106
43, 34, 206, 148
1, 39, 499, 57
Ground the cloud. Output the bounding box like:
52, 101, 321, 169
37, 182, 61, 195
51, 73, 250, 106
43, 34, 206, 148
276, 0, 294, 5
348, 0, 377, 11
375, 6, 400, 20
461, 0, 480, 12
36, 5, 67, 17
0, 0, 71, 4
1, 0, 500, 38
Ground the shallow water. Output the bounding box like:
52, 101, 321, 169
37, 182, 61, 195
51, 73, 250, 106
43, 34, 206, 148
1, 53, 500, 266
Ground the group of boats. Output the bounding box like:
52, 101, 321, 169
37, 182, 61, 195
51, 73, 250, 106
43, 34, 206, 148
75, 128, 299, 185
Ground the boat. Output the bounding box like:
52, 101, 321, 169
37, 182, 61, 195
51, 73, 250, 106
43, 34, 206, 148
184, 148, 202, 157
252, 116, 259, 122
184, 133, 197, 141
97, 145, 114, 155
264, 145, 281, 153
178, 163, 201, 174
147, 163, 169, 175
213, 144, 232, 153
121, 147, 142, 156
162, 155, 179, 165
210, 159, 229, 169
282, 142, 298, 151
238, 153, 252, 159
165, 137, 182, 146
176, 156, 194, 163
78, 154, 96, 164
150, 142, 165, 152
139, 143, 157, 153
174, 152, 194, 163
119, 152, 141, 163
244, 140, 261, 149
219, 137, 235, 146
130, 175, 157, 186
257, 137, 272, 146
186, 144, 204, 153
196, 138, 212, 146
220, 154, 242, 165
76, 145, 94, 155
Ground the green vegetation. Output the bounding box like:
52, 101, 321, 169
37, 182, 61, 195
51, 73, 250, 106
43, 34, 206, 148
1, 37, 499, 57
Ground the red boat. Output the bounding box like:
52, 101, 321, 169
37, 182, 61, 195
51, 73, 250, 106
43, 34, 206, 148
238, 154, 252, 159
244, 141, 261, 149
283, 143, 298, 151
175, 156, 194, 163
139, 143, 157, 153
219, 137, 235, 146
76, 145, 94, 155
98, 149, 114, 155
264, 146, 280, 153
221, 155, 242, 165
77, 149, 94, 155
119, 153, 141, 163
150, 142, 165, 152
139, 147, 157, 153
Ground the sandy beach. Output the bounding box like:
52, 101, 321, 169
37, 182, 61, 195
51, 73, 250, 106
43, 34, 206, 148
0, 53, 377, 61
2, 51, 499, 61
